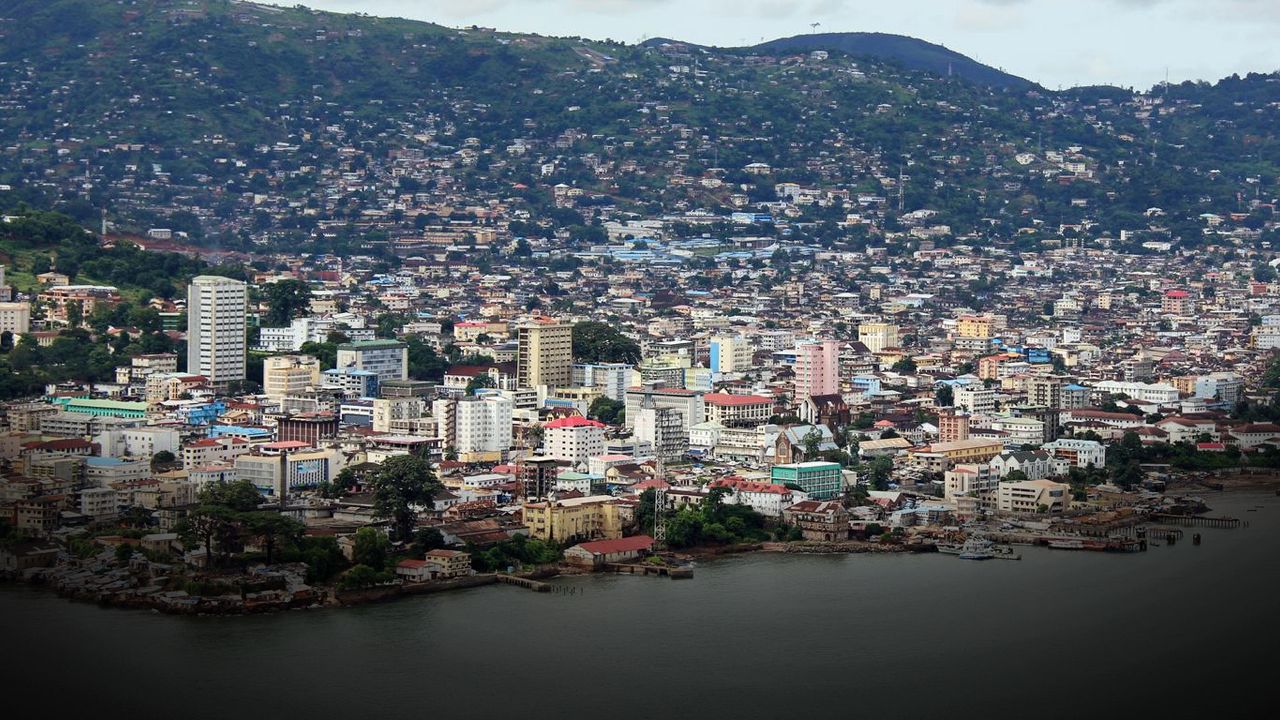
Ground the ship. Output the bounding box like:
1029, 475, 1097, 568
957, 537, 997, 560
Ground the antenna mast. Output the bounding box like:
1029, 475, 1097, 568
652, 455, 667, 545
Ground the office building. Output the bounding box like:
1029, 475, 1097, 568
186, 276, 248, 386
794, 339, 840, 399
336, 340, 408, 385
516, 319, 573, 389
263, 355, 322, 401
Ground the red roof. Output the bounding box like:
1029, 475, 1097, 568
1164, 290, 1189, 298
703, 393, 772, 407
545, 416, 607, 429
397, 559, 429, 569
572, 535, 654, 555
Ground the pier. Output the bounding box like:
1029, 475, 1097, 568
495, 574, 551, 592
604, 563, 694, 579
1149, 514, 1242, 529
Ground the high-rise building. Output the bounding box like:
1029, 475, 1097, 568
634, 397, 687, 461
516, 319, 573, 389
263, 355, 321, 401
794, 339, 840, 399
433, 394, 513, 461
186, 276, 248, 387
938, 410, 971, 443
857, 322, 899, 354
336, 340, 408, 385
572, 362, 631, 401
708, 335, 752, 374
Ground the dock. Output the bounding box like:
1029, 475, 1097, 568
603, 563, 694, 579
1149, 514, 1242, 529
495, 574, 551, 592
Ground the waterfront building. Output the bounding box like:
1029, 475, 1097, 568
771, 461, 844, 500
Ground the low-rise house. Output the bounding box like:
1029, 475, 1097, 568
564, 535, 654, 568
782, 500, 850, 542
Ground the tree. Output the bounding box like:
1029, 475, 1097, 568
891, 357, 917, 374
369, 455, 441, 540
199, 480, 264, 512
588, 396, 625, 424
180, 505, 235, 567
465, 373, 495, 395
802, 428, 824, 460
151, 450, 177, 472
263, 279, 312, 326
243, 511, 304, 565
935, 384, 953, 407
1003, 469, 1029, 483
410, 527, 446, 556
352, 527, 391, 569
572, 321, 640, 364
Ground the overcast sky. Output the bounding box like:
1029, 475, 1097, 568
297, 0, 1280, 90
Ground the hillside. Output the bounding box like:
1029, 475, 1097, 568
748, 33, 1035, 90
0, 0, 1275, 255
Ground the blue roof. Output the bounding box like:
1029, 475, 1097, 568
86, 456, 127, 466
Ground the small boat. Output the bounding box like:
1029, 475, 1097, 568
1046, 538, 1085, 550
936, 542, 964, 555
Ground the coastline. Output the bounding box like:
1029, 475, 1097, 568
7, 483, 1275, 616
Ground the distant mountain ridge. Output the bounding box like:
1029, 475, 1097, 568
644, 32, 1035, 91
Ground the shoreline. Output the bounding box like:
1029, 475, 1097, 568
7, 484, 1274, 616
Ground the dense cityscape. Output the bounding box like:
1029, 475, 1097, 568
0, 0, 1279, 691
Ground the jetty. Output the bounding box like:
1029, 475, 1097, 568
1149, 514, 1241, 529
604, 563, 693, 578
495, 574, 551, 592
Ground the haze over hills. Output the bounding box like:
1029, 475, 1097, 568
0, 0, 1277, 256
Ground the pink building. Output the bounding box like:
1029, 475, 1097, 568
794, 339, 840, 400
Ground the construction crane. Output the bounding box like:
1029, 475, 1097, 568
652, 454, 667, 546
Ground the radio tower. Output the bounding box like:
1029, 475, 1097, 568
652, 455, 667, 546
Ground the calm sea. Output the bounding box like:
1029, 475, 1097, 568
2, 491, 1277, 719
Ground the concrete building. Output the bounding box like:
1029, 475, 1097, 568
702, 393, 773, 428
997, 479, 1071, 514
624, 386, 704, 433
93, 427, 180, 459
771, 461, 844, 500
543, 416, 607, 467
1093, 380, 1180, 405
633, 400, 688, 461
794, 339, 840, 399
336, 340, 408, 385
908, 438, 1005, 473
1195, 372, 1243, 407
186, 276, 248, 387
954, 385, 997, 415
521, 495, 622, 543
572, 363, 631, 402
709, 335, 752, 374
937, 410, 970, 443
515, 319, 573, 389
0, 302, 31, 335
857, 322, 899, 354
433, 394, 513, 462
263, 355, 322, 401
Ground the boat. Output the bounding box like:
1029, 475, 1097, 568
1046, 538, 1085, 550
957, 537, 997, 560
936, 542, 964, 555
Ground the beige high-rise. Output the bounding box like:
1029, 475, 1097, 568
516, 319, 573, 389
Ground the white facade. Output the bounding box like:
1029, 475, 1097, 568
187, 276, 248, 385
572, 363, 631, 402
709, 335, 752, 374
1040, 438, 1107, 468
336, 340, 408, 384
0, 302, 31, 335
94, 427, 180, 459
544, 417, 607, 467
1093, 380, 1180, 405
954, 385, 997, 414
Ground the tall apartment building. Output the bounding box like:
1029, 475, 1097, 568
937, 410, 971, 443
954, 385, 997, 415
516, 320, 573, 389
624, 386, 704, 433
433, 394, 513, 461
572, 363, 631, 401
794, 339, 840, 399
857, 322, 899, 354
634, 399, 688, 461
186, 276, 247, 386
543, 416, 608, 467
1027, 377, 1063, 409
336, 340, 408, 385
708, 335, 752, 374
263, 355, 321, 401
0, 302, 31, 335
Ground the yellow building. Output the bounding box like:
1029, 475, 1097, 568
263, 355, 321, 401
908, 438, 1005, 473
857, 322, 900, 354
521, 496, 622, 544
516, 318, 573, 389
956, 314, 995, 340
